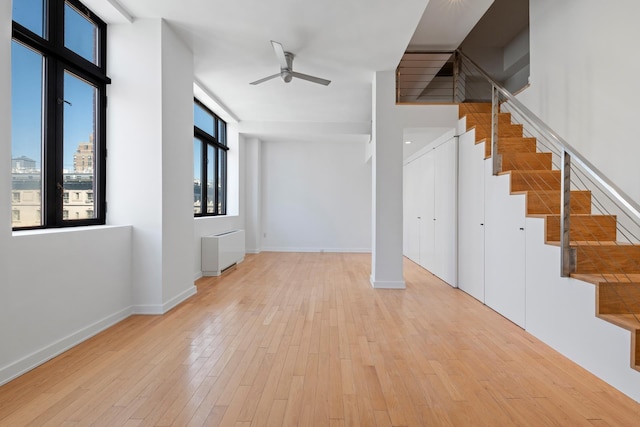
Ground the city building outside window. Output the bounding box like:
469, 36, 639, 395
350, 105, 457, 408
11, 0, 109, 229
193, 99, 227, 216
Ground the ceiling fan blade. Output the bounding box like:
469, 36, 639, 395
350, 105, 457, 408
249, 73, 281, 85
270, 40, 288, 70
291, 71, 331, 86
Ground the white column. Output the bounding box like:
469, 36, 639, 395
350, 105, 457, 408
108, 19, 195, 313
370, 71, 405, 289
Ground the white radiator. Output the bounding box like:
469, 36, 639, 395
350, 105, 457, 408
201, 229, 245, 276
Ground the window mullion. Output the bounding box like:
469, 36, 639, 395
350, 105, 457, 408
213, 146, 219, 215
201, 140, 207, 216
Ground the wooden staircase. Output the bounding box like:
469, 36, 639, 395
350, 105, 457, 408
459, 102, 640, 371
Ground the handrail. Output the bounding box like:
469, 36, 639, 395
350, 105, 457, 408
456, 49, 640, 224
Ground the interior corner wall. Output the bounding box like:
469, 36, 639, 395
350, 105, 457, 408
244, 137, 263, 253
107, 18, 164, 311
520, 0, 640, 204
160, 21, 196, 309
261, 139, 371, 253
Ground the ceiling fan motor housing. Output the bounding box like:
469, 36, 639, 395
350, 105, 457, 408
281, 52, 295, 83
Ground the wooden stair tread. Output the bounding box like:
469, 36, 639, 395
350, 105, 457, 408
571, 273, 640, 284
597, 313, 640, 331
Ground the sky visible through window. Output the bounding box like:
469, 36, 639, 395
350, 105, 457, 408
12, 1, 97, 173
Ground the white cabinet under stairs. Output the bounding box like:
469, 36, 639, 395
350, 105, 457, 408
455, 111, 640, 403
403, 133, 457, 286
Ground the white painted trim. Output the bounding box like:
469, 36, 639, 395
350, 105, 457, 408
262, 247, 372, 253
0, 306, 133, 387
105, 0, 133, 22
193, 272, 203, 281
246, 249, 261, 254
194, 80, 240, 123
370, 277, 406, 289
134, 286, 197, 315
132, 305, 164, 315
162, 285, 197, 313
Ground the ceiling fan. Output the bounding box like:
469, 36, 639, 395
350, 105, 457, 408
250, 41, 331, 86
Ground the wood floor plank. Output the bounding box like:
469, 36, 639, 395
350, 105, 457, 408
1, 252, 639, 426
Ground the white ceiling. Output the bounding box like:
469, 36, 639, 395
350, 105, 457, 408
88, 0, 495, 142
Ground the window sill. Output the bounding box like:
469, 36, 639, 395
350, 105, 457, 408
12, 224, 132, 238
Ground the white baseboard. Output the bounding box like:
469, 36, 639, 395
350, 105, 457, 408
262, 247, 372, 253
163, 285, 197, 313
370, 276, 406, 289
0, 306, 133, 387
133, 285, 197, 315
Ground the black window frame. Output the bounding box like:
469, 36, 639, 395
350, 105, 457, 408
11, 0, 110, 231
193, 99, 228, 217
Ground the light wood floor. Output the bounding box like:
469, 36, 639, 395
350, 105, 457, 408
1, 252, 640, 426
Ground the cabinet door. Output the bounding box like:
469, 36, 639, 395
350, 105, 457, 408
418, 152, 435, 272
404, 159, 420, 263
434, 138, 457, 286
457, 133, 486, 301
484, 170, 526, 328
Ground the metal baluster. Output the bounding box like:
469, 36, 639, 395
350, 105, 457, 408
491, 85, 500, 175
561, 150, 576, 277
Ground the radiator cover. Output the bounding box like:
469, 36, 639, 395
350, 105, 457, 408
201, 230, 245, 276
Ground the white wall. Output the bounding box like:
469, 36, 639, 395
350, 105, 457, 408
1, 227, 133, 385
261, 139, 371, 253
520, 0, 640, 204
525, 217, 640, 402
244, 137, 263, 253
107, 19, 163, 308
160, 22, 197, 309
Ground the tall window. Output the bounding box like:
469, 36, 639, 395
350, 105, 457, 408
11, 0, 109, 230
193, 100, 228, 216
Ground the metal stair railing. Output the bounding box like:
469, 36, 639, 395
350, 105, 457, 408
397, 49, 640, 333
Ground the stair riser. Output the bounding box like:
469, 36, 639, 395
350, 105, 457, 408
465, 113, 511, 129
511, 171, 561, 192
497, 138, 537, 154
575, 246, 640, 274
474, 124, 523, 140
545, 215, 617, 242
597, 282, 640, 315
459, 103, 492, 117
526, 191, 592, 215
502, 153, 552, 172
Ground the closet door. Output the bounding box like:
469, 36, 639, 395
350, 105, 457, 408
404, 159, 420, 263
417, 151, 435, 272
484, 169, 526, 328
457, 133, 486, 301
434, 138, 457, 286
